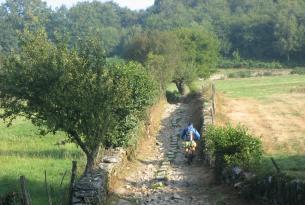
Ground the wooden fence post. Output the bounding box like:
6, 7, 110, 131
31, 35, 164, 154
69, 161, 77, 205
271, 157, 281, 173
210, 108, 214, 125
212, 82, 216, 116
20, 176, 32, 205
44, 170, 53, 205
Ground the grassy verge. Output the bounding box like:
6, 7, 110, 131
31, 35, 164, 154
0, 118, 85, 204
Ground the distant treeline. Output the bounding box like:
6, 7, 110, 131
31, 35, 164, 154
1, 0, 305, 64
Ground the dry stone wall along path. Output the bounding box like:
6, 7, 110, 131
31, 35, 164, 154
108, 101, 249, 205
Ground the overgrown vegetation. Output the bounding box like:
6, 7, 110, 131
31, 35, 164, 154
291, 67, 305, 75
205, 125, 263, 181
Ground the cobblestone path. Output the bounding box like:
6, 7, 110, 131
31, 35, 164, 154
107, 101, 250, 205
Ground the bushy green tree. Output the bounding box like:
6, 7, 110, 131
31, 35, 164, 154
172, 27, 219, 94
0, 30, 156, 174
122, 30, 182, 92
274, 13, 303, 62
0, 0, 52, 52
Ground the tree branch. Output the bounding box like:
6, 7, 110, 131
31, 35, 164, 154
68, 131, 90, 156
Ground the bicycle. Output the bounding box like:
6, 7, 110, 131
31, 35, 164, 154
183, 133, 197, 165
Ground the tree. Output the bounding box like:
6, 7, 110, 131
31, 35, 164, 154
0, 30, 156, 174
172, 27, 219, 94
274, 13, 302, 62
122, 30, 182, 92
0, 0, 52, 52
64, 1, 127, 55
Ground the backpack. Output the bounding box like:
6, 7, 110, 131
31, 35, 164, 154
186, 130, 194, 141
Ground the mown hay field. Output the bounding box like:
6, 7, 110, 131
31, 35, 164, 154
215, 74, 305, 178
0, 117, 85, 204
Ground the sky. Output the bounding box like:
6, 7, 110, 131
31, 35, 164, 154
0, 0, 155, 10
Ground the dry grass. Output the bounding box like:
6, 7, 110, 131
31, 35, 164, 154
214, 74, 305, 178
217, 93, 305, 155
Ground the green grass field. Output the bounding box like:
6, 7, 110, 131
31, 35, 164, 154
215, 74, 305, 178
0, 118, 85, 204
215, 75, 305, 99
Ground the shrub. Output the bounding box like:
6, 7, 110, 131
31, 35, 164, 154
290, 67, 305, 75
205, 125, 263, 172
263, 71, 273, 76
227, 72, 236, 78
238, 70, 252, 78
227, 70, 251, 78
219, 59, 283, 69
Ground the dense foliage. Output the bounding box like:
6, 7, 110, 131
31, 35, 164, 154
205, 125, 263, 172
122, 28, 219, 94
0, 30, 157, 173
2, 0, 305, 70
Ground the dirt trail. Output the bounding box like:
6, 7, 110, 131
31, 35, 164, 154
107, 99, 253, 205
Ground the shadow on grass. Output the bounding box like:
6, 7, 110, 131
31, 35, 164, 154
261, 155, 305, 179
0, 149, 83, 159
0, 176, 69, 205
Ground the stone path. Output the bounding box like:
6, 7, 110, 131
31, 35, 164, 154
106, 101, 215, 205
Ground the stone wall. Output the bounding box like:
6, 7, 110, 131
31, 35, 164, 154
201, 84, 215, 168
72, 100, 166, 205
72, 148, 127, 205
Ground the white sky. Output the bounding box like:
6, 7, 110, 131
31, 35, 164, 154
0, 0, 155, 10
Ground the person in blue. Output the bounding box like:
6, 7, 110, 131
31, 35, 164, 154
180, 122, 201, 157
181, 122, 201, 141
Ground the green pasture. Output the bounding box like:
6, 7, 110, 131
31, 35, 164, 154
215, 75, 305, 99
0, 118, 85, 204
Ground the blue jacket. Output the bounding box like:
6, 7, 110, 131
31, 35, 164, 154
181, 125, 200, 140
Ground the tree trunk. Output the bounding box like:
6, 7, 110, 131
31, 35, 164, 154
175, 80, 185, 95
84, 144, 100, 175
287, 53, 290, 62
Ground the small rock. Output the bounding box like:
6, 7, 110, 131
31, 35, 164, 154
103, 156, 118, 163
172, 193, 183, 200
234, 182, 244, 189
156, 175, 166, 180
116, 199, 132, 205
125, 185, 131, 189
